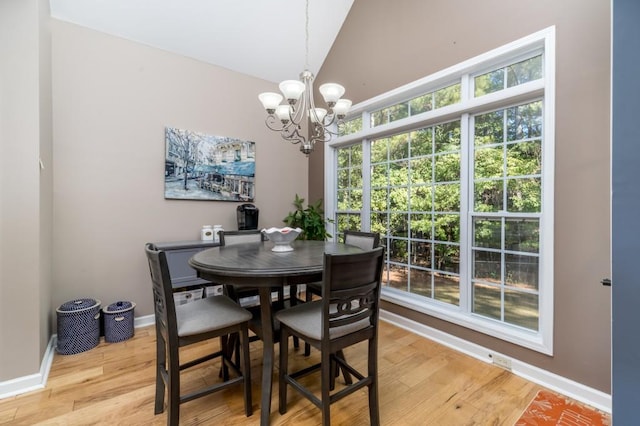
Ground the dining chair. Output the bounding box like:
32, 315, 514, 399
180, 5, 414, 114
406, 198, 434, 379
276, 247, 385, 426
219, 229, 299, 354
304, 230, 381, 357
144, 243, 253, 426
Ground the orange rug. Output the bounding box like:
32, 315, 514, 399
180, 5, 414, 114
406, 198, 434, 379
516, 390, 610, 426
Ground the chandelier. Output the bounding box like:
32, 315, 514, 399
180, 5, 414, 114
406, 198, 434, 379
258, 0, 351, 155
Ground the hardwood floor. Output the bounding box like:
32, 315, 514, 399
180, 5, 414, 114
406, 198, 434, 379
0, 321, 548, 425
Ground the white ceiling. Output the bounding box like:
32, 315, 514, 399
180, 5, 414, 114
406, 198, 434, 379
49, 0, 354, 84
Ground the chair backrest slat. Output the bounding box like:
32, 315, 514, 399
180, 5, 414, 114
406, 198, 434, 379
343, 230, 380, 251
145, 243, 178, 339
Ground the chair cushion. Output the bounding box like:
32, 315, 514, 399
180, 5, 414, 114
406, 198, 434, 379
176, 295, 252, 337
275, 300, 370, 340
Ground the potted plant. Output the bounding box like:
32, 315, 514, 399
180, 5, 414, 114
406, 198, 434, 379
283, 194, 333, 241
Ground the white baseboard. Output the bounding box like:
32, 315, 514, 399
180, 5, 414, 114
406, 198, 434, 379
380, 310, 612, 413
0, 334, 56, 400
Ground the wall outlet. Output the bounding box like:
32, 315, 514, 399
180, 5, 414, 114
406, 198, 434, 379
491, 353, 512, 370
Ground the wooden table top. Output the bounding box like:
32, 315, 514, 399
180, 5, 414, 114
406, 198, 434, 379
188, 240, 363, 281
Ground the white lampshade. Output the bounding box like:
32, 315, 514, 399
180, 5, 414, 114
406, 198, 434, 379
319, 83, 345, 104
309, 108, 327, 123
333, 99, 352, 117
279, 80, 306, 102
275, 105, 292, 122
258, 92, 283, 111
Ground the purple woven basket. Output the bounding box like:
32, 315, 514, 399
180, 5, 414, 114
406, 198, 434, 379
103, 301, 135, 343
56, 298, 101, 355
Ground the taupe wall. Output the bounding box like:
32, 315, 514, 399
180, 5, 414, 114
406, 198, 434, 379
0, 0, 52, 381
314, 0, 611, 392
51, 21, 309, 321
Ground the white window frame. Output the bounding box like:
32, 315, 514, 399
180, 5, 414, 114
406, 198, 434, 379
325, 27, 555, 354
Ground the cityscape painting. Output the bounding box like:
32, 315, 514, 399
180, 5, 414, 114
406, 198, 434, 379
164, 127, 256, 201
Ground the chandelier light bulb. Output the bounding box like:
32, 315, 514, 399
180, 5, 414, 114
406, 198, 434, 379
276, 105, 292, 123
333, 99, 352, 118
309, 108, 327, 123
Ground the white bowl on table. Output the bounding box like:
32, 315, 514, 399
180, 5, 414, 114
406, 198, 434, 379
262, 227, 302, 252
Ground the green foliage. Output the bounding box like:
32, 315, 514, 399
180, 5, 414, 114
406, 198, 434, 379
283, 194, 332, 241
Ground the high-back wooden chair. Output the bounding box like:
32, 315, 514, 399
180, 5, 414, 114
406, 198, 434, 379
144, 243, 253, 426
303, 230, 381, 357
218, 229, 300, 354
276, 247, 385, 426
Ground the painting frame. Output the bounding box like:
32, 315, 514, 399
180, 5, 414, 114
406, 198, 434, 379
164, 127, 256, 202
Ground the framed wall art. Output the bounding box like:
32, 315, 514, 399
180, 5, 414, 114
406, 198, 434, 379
164, 127, 256, 201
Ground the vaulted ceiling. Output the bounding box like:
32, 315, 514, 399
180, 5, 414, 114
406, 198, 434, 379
49, 0, 354, 83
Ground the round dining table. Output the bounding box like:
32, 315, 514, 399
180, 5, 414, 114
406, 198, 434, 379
188, 239, 362, 425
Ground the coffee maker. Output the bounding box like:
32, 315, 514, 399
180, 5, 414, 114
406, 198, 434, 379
237, 204, 259, 230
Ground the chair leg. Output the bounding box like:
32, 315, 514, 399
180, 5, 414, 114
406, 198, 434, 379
219, 335, 230, 380
321, 348, 332, 426
278, 327, 290, 414
304, 291, 312, 356
368, 337, 380, 426
168, 346, 180, 426
239, 326, 253, 417
154, 334, 166, 414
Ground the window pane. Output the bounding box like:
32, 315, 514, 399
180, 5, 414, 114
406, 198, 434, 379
387, 264, 408, 291
409, 94, 433, 115
371, 213, 388, 236
389, 186, 409, 211
348, 189, 363, 210
507, 101, 542, 141
434, 243, 460, 273
336, 213, 350, 231
506, 177, 541, 213
434, 83, 461, 108
349, 167, 363, 187
410, 157, 432, 184
507, 140, 542, 177
371, 109, 385, 127
504, 289, 538, 331
388, 103, 409, 123
473, 282, 501, 321
389, 160, 409, 186
434, 213, 459, 242
505, 253, 538, 291
505, 218, 539, 253
371, 188, 388, 211
434, 183, 460, 212
339, 117, 362, 136
473, 218, 501, 249
475, 69, 504, 97
389, 134, 409, 160
337, 168, 349, 187
410, 213, 432, 240
410, 268, 432, 298
337, 148, 350, 168
411, 128, 432, 156
434, 153, 460, 182
473, 249, 501, 284
410, 186, 433, 211
390, 238, 408, 263
435, 121, 461, 153
371, 138, 388, 163
474, 180, 503, 212
435, 273, 460, 306
337, 189, 348, 210
474, 146, 503, 179
389, 213, 408, 236
410, 240, 431, 267
371, 163, 388, 187
507, 55, 543, 88
475, 110, 504, 146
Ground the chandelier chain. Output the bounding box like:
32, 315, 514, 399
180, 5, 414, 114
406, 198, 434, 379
305, 0, 310, 70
